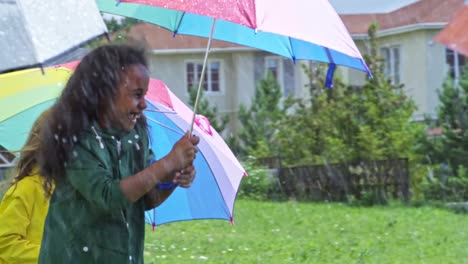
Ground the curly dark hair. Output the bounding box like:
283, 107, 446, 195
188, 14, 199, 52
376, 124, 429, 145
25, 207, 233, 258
37, 44, 148, 188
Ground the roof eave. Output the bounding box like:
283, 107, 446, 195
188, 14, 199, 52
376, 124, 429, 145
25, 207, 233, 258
351, 22, 447, 40
149, 47, 257, 55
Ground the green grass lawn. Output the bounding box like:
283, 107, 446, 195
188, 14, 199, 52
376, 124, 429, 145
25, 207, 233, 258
144, 199, 468, 264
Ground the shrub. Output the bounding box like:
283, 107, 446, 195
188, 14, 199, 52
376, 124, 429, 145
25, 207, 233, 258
421, 165, 468, 202
237, 156, 283, 201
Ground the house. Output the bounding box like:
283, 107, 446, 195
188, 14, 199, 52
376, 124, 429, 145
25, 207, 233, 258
333, 0, 466, 120
126, 0, 465, 135
127, 23, 307, 135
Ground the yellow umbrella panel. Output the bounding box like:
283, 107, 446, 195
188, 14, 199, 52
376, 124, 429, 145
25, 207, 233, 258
0, 67, 73, 151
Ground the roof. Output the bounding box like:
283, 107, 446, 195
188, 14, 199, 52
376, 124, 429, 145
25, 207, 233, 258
330, 0, 421, 14
127, 23, 243, 50
434, 3, 468, 56
338, 0, 465, 35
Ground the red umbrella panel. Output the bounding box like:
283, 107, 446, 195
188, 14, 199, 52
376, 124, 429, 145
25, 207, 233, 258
435, 0, 468, 57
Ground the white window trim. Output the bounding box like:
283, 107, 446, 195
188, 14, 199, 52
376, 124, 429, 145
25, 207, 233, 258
446, 48, 466, 80
264, 56, 285, 95
380, 45, 401, 85
184, 59, 224, 96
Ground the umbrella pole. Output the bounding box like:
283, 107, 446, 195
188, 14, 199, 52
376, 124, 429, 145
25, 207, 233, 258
189, 19, 217, 135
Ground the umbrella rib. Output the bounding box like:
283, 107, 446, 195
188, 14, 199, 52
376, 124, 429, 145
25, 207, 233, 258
16, 0, 40, 66
288, 37, 296, 64
144, 109, 177, 114
146, 116, 184, 135
173, 11, 186, 35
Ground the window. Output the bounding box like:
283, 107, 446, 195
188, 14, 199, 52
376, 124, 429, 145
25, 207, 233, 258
264, 56, 284, 93
446, 48, 466, 79
186, 61, 221, 93
380, 46, 401, 84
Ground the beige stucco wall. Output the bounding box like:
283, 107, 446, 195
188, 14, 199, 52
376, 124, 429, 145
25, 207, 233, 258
424, 31, 448, 120
328, 29, 448, 120
377, 29, 447, 120
146, 51, 256, 135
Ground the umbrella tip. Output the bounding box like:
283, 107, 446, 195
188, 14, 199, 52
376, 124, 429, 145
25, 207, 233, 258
243, 171, 248, 177
152, 222, 156, 232
230, 217, 235, 226
116, 0, 121, 6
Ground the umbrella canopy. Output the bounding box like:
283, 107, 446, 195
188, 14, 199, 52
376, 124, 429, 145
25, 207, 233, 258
98, 0, 369, 74
0, 62, 246, 227
144, 80, 246, 227
0, 0, 107, 73
434, 0, 468, 57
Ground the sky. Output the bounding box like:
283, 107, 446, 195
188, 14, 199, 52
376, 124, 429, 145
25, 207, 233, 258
329, 0, 421, 14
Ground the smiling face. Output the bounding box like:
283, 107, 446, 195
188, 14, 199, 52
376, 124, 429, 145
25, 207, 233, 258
108, 64, 150, 132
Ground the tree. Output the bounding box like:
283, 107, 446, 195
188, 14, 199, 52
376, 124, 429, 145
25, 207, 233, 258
88, 17, 140, 47
431, 64, 468, 173
237, 71, 286, 158
350, 23, 420, 161
188, 87, 229, 133
275, 23, 421, 166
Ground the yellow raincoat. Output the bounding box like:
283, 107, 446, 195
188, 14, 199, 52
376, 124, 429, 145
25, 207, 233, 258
0, 171, 53, 264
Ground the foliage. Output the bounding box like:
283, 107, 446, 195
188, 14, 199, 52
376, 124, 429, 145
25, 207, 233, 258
87, 17, 140, 48
236, 156, 273, 201
0, 180, 9, 200
275, 23, 421, 169
236, 72, 287, 158
144, 200, 468, 263
421, 164, 468, 202
0, 168, 13, 200
414, 56, 468, 202
188, 86, 229, 133
423, 64, 468, 172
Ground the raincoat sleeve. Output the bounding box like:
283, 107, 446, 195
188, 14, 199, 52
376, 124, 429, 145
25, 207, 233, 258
66, 144, 132, 212
0, 181, 41, 264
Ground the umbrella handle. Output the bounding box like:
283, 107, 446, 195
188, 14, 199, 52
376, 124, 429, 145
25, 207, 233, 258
189, 18, 217, 136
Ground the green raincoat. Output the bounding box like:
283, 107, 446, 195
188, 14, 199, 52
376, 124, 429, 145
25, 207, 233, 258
39, 122, 153, 264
